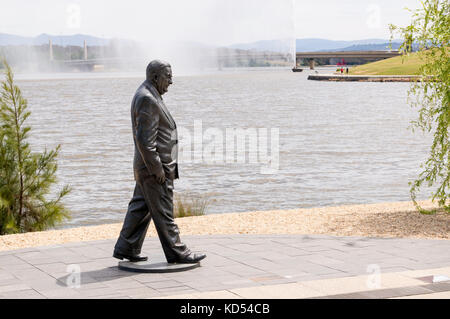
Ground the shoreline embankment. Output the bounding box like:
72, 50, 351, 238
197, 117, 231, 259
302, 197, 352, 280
0, 200, 448, 252
308, 74, 421, 82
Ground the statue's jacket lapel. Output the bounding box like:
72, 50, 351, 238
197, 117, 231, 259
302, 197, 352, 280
147, 83, 176, 129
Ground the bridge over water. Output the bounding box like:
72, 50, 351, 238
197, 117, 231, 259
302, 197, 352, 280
46, 40, 400, 71
296, 51, 400, 69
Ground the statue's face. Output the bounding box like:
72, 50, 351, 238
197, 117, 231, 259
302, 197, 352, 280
156, 66, 173, 95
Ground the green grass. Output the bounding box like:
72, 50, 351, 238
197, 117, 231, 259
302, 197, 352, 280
174, 193, 209, 218
349, 52, 424, 75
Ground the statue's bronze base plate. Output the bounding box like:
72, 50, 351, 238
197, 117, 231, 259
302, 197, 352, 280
118, 260, 200, 273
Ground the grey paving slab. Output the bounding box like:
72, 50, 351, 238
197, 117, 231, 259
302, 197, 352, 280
145, 279, 185, 289
314, 292, 371, 299
226, 243, 269, 253
265, 267, 311, 278
258, 278, 298, 286
164, 268, 230, 281
0, 255, 30, 267
72, 261, 113, 272
219, 264, 269, 277
277, 247, 313, 257
182, 280, 228, 290
0, 278, 22, 287
315, 284, 443, 299
232, 258, 280, 271
72, 282, 108, 291
9, 268, 54, 282
69, 246, 113, 259
33, 263, 70, 277
27, 278, 71, 292
74, 286, 124, 297
132, 273, 168, 284
199, 253, 240, 267
57, 242, 89, 248
0, 271, 15, 281
0, 234, 448, 298
156, 286, 197, 294
37, 287, 83, 299
116, 286, 161, 298
85, 294, 130, 299
105, 280, 146, 290
424, 282, 450, 293
0, 289, 44, 299
0, 283, 30, 294
362, 285, 436, 299
296, 254, 346, 266
0, 248, 37, 255
248, 250, 305, 261
57, 273, 106, 287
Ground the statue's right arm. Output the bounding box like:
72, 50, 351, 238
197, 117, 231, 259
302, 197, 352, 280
135, 96, 165, 178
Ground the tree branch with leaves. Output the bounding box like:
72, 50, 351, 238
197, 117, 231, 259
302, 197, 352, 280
390, 0, 449, 214
0, 59, 71, 234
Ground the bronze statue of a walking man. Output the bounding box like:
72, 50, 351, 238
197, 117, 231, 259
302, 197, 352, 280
114, 60, 206, 264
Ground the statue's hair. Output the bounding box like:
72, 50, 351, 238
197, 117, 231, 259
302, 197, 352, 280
146, 60, 171, 81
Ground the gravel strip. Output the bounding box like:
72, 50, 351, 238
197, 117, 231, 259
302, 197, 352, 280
0, 200, 448, 251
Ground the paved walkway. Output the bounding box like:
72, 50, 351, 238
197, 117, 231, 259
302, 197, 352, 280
0, 234, 449, 299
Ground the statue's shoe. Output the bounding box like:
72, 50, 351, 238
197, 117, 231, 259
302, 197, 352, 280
113, 251, 148, 262
168, 253, 206, 264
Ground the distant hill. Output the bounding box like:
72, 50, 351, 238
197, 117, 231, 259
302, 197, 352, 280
0, 33, 111, 46
0, 33, 405, 53
228, 39, 294, 52
0, 33, 32, 46
325, 42, 402, 52
229, 38, 403, 52
295, 38, 393, 52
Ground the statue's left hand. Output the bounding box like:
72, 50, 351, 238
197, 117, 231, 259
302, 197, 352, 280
155, 169, 166, 184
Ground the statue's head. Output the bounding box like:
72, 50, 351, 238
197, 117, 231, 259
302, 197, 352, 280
146, 60, 172, 95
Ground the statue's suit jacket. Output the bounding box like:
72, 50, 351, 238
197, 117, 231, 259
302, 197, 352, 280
132, 80, 178, 180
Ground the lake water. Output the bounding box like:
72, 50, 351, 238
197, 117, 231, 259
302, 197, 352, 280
16, 67, 432, 227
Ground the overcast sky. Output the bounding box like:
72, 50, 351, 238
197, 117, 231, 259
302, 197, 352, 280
0, 0, 421, 44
